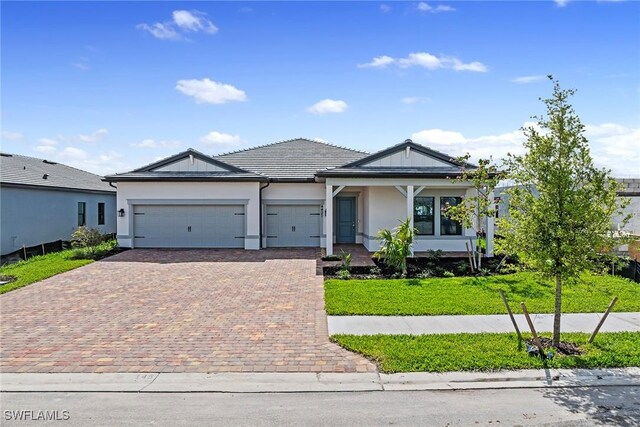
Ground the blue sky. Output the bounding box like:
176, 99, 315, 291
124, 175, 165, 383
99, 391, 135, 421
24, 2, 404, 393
1, 1, 639, 176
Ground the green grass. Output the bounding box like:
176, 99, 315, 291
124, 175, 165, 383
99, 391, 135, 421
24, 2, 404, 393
325, 272, 640, 315
0, 250, 93, 294
332, 332, 640, 373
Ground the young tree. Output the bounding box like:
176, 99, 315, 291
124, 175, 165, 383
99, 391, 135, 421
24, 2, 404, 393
498, 76, 630, 346
446, 155, 503, 270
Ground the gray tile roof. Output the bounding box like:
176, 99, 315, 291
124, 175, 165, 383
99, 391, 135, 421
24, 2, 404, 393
215, 138, 367, 180
0, 153, 115, 193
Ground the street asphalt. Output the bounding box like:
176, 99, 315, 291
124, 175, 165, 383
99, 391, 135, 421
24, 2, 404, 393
2, 386, 639, 426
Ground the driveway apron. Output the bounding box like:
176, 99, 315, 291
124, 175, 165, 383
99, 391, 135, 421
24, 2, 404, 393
0, 249, 375, 374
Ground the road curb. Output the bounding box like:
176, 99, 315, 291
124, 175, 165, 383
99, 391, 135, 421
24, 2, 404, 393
2, 368, 638, 393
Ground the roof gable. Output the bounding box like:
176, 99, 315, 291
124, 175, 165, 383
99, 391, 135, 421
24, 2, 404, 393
215, 138, 367, 181
134, 149, 246, 173
341, 139, 472, 169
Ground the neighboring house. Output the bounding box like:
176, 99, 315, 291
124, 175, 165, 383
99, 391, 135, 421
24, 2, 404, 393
104, 138, 494, 256
496, 179, 640, 237
613, 179, 640, 236
0, 153, 116, 255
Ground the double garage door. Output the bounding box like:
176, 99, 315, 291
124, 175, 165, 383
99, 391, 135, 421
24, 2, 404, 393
133, 205, 245, 248
266, 205, 322, 247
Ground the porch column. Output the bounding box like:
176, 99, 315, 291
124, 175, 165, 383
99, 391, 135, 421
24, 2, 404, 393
406, 185, 414, 256
486, 190, 495, 257
325, 184, 333, 256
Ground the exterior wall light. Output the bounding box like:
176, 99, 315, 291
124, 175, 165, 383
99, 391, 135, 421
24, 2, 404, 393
118, 208, 125, 217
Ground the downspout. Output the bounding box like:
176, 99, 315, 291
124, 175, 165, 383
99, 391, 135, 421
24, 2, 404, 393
108, 182, 117, 189
259, 180, 271, 249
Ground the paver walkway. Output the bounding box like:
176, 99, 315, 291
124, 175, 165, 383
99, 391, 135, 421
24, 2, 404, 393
328, 313, 640, 335
0, 249, 375, 374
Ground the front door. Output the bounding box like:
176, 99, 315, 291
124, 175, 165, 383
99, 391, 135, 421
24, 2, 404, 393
336, 197, 356, 244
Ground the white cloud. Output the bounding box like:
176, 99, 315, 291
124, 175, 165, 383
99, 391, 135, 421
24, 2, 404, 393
73, 58, 90, 71
200, 131, 244, 146
137, 10, 217, 41
511, 75, 546, 84
38, 138, 58, 146
399, 52, 443, 70
411, 122, 640, 177
136, 23, 182, 40
307, 99, 348, 115
380, 4, 392, 13
172, 10, 218, 34
554, 0, 570, 7
78, 128, 108, 143
34, 145, 56, 153
1, 131, 24, 141
402, 96, 428, 104
358, 55, 395, 68
176, 78, 247, 104
361, 52, 488, 73
132, 139, 181, 149
449, 58, 488, 72
416, 2, 455, 13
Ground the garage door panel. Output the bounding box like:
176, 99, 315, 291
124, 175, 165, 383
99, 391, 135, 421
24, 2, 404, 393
266, 205, 321, 247
133, 205, 244, 248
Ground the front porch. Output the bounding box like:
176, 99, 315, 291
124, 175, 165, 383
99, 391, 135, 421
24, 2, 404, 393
322, 181, 495, 258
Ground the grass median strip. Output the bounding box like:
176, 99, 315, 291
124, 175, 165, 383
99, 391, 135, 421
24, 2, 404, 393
325, 272, 640, 315
0, 250, 93, 294
332, 332, 640, 373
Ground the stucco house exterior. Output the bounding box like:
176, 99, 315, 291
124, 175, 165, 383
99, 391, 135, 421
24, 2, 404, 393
0, 153, 116, 255
104, 138, 495, 256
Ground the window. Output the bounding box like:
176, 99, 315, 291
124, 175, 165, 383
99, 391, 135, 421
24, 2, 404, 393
440, 197, 462, 235
414, 197, 434, 235
98, 203, 105, 225
77, 202, 86, 226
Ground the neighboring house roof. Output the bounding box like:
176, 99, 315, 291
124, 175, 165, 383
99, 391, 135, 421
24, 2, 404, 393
215, 138, 367, 181
104, 148, 268, 182
0, 152, 115, 193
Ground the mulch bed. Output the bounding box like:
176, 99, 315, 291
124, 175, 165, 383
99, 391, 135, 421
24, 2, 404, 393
527, 337, 583, 356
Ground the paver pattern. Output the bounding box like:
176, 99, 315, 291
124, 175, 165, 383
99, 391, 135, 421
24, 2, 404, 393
0, 249, 375, 373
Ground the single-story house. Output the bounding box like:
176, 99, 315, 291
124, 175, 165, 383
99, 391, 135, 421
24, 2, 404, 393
496, 178, 640, 237
0, 153, 117, 256
104, 138, 495, 256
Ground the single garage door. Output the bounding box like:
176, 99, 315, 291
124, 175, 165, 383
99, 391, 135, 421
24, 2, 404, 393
133, 205, 245, 248
266, 205, 322, 247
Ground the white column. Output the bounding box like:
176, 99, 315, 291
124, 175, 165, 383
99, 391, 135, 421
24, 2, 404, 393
407, 185, 414, 256
325, 184, 333, 256
486, 190, 495, 257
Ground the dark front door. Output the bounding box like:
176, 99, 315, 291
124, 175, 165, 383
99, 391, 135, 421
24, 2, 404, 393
336, 197, 356, 244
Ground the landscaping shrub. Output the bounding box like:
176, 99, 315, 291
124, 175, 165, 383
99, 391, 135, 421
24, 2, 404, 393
71, 239, 117, 260
71, 226, 104, 248
374, 218, 415, 276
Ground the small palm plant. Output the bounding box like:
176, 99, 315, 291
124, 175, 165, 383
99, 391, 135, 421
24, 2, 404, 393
374, 218, 415, 276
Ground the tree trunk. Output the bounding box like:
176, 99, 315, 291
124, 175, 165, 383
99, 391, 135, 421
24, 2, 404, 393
553, 274, 562, 346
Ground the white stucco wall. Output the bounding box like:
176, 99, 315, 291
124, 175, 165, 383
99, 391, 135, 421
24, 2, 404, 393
116, 181, 261, 249
356, 184, 477, 253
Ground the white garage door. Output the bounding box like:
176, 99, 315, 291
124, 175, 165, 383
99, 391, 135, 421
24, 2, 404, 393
133, 205, 245, 248
266, 205, 322, 247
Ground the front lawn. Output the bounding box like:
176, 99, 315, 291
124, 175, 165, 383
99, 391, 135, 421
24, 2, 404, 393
332, 332, 640, 373
325, 272, 640, 315
0, 250, 93, 294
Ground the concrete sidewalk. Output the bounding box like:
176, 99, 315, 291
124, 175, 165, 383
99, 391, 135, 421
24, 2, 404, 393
327, 312, 640, 335
2, 368, 638, 393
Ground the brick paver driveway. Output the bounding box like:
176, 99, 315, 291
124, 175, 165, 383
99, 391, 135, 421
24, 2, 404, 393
0, 249, 375, 374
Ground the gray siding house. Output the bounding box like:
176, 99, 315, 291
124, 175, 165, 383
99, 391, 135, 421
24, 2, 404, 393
0, 153, 116, 255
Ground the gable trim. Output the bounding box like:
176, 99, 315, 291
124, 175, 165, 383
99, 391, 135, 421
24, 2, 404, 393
133, 149, 249, 173
340, 139, 474, 169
